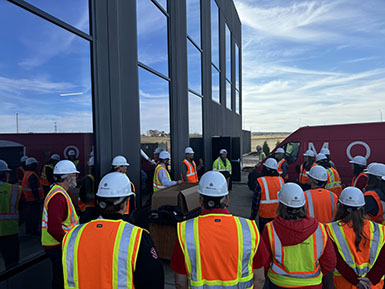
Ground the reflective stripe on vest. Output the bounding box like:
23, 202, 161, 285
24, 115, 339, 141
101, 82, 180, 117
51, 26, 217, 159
260, 177, 284, 204
277, 159, 288, 180
40, 164, 54, 186
62, 220, 142, 289
325, 168, 340, 189
22, 171, 44, 201
267, 222, 326, 287
213, 157, 232, 174
364, 191, 385, 224
182, 159, 198, 183
299, 163, 316, 184
327, 221, 385, 276
352, 173, 367, 187
178, 215, 258, 289
305, 189, 336, 222
153, 164, 171, 191
0, 183, 21, 236
41, 185, 79, 246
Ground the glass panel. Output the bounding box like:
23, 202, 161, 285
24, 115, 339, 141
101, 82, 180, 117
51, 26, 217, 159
226, 24, 231, 81
138, 66, 170, 156
188, 93, 202, 137
211, 0, 219, 68
235, 43, 239, 90
236, 89, 240, 114
0, 2, 93, 273
283, 142, 301, 164
226, 80, 232, 110
211, 65, 220, 103
155, 0, 167, 11
186, 0, 201, 47
25, 0, 89, 34
137, 0, 169, 77
187, 40, 202, 95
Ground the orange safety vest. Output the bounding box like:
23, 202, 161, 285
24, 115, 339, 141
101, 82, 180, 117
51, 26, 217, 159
326, 220, 385, 289
77, 174, 95, 212
277, 159, 288, 181
257, 176, 284, 219
181, 159, 198, 183
364, 191, 385, 224
177, 214, 260, 289
305, 188, 337, 223
62, 219, 143, 289
266, 222, 328, 287
351, 173, 368, 189
299, 163, 317, 184
325, 167, 343, 197
40, 163, 54, 187
21, 171, 44, 202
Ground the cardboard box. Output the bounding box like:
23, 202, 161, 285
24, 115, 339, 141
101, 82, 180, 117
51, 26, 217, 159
149, 223, 177, 260
151, 183, 200, 215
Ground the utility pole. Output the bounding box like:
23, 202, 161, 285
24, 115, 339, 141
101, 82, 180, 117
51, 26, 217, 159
16, 113, 19, 133
379, 110, 383, 122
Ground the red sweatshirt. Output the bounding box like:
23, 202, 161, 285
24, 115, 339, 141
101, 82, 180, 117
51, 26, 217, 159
262, 216, 336, 289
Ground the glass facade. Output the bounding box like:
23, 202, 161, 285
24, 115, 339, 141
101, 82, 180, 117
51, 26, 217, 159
226, 80, 232, 110
188, 92, 203, 137
211, 66, 220, 103
211, 0, 219, 69
187, 40, 202, 95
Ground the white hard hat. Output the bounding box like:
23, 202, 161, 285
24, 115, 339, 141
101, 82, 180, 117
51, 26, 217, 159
339, 187, 365, 207
54, 160, 79, 174
0, 160, 11, 172
307, 166, 327, 182
112, 155, 129, 167
20, 156, 28, 163
89, 156, 94, 166
159, 151, 170, 160
315, 153, 327, 162
278, 183, 305, 208
155, 147, 163, 154
68, 150, 76, 156
275, 148, 285, 154
198, 171, 228, 197
349, 156, 367, 167
185, 147, 194, 154
320, 148, 330, 156
50, 154, 60, 161
220, 149, 227, 154
303, 150, 315, 157
25, 157, 38, 166
264, 158, 278, 170
96, 172, 134, 198
365, 163, 385, 177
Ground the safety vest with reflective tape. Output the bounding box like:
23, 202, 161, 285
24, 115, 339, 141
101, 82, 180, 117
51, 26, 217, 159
257, 176, 284, 219
266, 222, 327, 287
41, 184, 79, 246
0, 182, 22, 236
77, 174, 95, 212
177, 214, 259, 289
305, 188, 337, 223
325, 167, 342, 197
326, 220, 385, 278
21, 171, 44, 202
153, 164, 171, 192
351, 172, 368, 189
62, 219, 143, 289
299, 163, 317, 185
364, 190, 385, 224
277, 159, 288, 181
212, 157, 232, 174
181, 159, 198, 183
40, 163, 54, 187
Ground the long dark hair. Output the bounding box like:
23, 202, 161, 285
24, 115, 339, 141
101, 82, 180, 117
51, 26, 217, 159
353, 164, 365, 177
276, 203, 307, 220
333, 203, 369, 252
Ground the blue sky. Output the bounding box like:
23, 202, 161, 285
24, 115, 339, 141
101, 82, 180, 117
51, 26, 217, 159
234, 0, 385, 132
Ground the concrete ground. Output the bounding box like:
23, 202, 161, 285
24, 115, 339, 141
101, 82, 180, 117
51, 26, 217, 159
162, 183, 253, 288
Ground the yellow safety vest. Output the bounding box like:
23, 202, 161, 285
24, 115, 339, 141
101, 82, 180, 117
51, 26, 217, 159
0, 182, 21, 236
178, 214, 259, 289
153, 164, 171, 192
212, 157, 232, 174
266, 222, 327, 287
41, 184, 79, 246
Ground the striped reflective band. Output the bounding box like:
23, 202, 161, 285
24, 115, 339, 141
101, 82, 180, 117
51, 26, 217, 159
115, 223, 134, 289
188, 281, 254, 289
260, 177, 282, 204
237, 218, 253, 278
9, 185, 18, 214
329, 191, 335, 218
305, 191, 314, 217
184, 160, 197, 177
326, 169, 340, 189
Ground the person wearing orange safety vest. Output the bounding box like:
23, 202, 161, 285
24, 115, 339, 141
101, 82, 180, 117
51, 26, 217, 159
320, 148, 336, 169
171, 171, 269, 289
62, 172, 164, 289
16, 155, 28, 185
0, 160, 22, 271
153, 151, 181, 192
298, 149, 317, 190
326, 187, 385, 289
78, 156, 97, 224
40, 154, 60, 196
250, 158, 284, 232
305, 165, 338, 223
363, 163, 385, 224
21, 157, 44, 236
316, 153, 343, 197
262, 183, 336, 289
350, 156, 368, 191
275, 148, 288, 182
42, 160, 79, 289
180, 147, 203, 183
